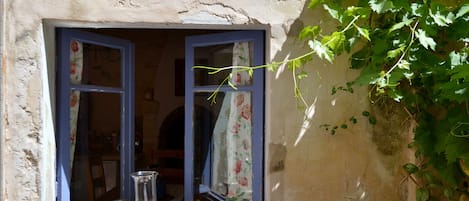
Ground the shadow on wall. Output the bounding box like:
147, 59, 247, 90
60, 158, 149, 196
267, 1, 413, 201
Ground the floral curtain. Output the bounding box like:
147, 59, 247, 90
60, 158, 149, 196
212, 42, 253, 200
69, 40, 84, 170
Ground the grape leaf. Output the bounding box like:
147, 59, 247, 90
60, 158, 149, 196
429, 6, 454, 27
448, 51, 468, 69
354, 24, 370, 41
450, 64, 469, 81
388, 16, 414, 33
288, 58, 301, 70
411, 3, 424, 16
439, 81, 469, 102
444, 127, 469, 163
398, 60, 410, 70
392, 0, 411, 12
437, 162, 460, 186
308, 0, 321, 9
353, 59, 382, 85
403, 163, 419, 174
415, 29, 436, 50
297, 71, 308, 80
386, 46, 405, 59
456, 4, 469, 19
308, 40, 334, 62
369, 0, 394, 14
344, 6, 371, 19
350, 47, 371, 69
322, 31, 346, 53
323, 4, 341, 21
416, 188, 430, 201
299, 26, 321, 40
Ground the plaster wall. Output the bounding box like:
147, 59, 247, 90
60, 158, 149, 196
1, 0, 413, 200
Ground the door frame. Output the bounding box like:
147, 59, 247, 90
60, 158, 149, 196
184, 30, 265, 201
56, 28, 135, 201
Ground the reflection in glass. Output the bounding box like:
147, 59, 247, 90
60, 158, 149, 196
70, 92, 121, 201
73, 43, 122, 87
192, 91, 254, 200
211, 91, 253, 200
192, 92, 223, 193
194, 43, 253, 86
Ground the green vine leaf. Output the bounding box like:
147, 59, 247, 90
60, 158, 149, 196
196, 1, 469, 199
369, 0, 394, 14
448, 51, 468, 69
323, 4, 342, 22
397, 59, 410, 70
299, 25, 321, 40
350, 48, 371, 69
362, 111, 370, 117
368, 116, 377, 125
403, 163, 419, 174
308, 0, 321, 9
450, 64, 469, 81
354, 24, 370, 41
411, 3, 426, 17
349, 116, 358, 124
415, 29, 436, 50
297, 71, 308, 80
443, 187, 454, 200
455, 4, 469, 18
322, 31, 346, 53
429, 6, 454, 27
416, 188, 430, 201
392, 0, 411, 12
386, 46, 406, 59
308, 40, 334, 62
288, 58, 301, 70
388, 16, 414, 33
267, 62, 280, 72
344, 6, 371, 19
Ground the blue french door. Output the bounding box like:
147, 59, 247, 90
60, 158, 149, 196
185, 31, 265, 201
56, 29, 134, 201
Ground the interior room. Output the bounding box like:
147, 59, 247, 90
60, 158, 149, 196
67, 28, 228, 201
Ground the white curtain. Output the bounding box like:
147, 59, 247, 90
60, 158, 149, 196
69, 40, 84, 171
212, 42, 253, 200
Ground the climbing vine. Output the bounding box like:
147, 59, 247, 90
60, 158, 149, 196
301, 0, 469, 200
197, 0, 468, 200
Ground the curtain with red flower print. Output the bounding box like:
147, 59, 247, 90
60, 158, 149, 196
212, 42, 253, 200
69, 40, 83, 170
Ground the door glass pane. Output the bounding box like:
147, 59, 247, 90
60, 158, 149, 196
193, 92, 221, 194
194, 42, 253, 86
70, 41, 122, 87
193, 91, 253, 200
70, 91, 121, 201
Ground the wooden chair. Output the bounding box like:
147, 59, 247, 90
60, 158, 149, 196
87, 155, 119, 201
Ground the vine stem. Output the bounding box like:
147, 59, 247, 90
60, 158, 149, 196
206, 75, 231, 104
192, 15, 360, 106
292, 66, 309, 107
450, 122, 469, 138
193, 50, 315, 74
341, 16, 360, 34
385, 21, 419, 75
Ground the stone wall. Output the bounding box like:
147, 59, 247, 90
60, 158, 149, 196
0, 0, 413, 200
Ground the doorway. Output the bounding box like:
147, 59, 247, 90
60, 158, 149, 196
56, 28, 265, 201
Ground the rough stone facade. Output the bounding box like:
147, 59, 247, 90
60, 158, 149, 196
0, 0, 414, 200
